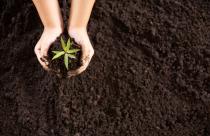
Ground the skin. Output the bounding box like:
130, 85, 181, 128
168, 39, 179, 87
32, 0, 95, 77
32, 0, 63, 71
67, 0, 95, 77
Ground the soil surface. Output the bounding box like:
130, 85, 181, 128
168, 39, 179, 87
0, 0, 210, 136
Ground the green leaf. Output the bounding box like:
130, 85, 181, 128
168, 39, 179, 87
52, 51, 65, 60
67, 53, 76, 59
64, 54, 69, 70
66, 38, 71, 51
67, 49, 80, 54
52, 51, 62, 54
61, 37, 67, 52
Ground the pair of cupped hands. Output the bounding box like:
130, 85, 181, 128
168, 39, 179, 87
34, 27, 94, 77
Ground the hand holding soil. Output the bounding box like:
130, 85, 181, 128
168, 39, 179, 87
34, 28, 62, 71
42, 28, 94, 78
32, 0, 95, 77
67, 27, 94, 78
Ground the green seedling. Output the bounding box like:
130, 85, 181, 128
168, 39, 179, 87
52, 37, 80, 70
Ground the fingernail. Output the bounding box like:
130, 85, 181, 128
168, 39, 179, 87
45, 61, 49, 65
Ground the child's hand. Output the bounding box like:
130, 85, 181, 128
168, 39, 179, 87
34, 28, 62, 71
67, 27, 94, 77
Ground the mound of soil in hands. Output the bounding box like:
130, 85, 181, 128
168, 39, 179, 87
0, 0, 210, 136
47, 34, 82, 78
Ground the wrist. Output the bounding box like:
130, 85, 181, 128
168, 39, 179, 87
68, 27, 87, 38
44, 26, 63, 36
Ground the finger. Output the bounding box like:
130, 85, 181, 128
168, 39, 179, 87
68, 43, 94, 77
71, 33, 91, 65
40, 40, 51, 63
67, 54, 93, 78
35, 37, 48, 63
80, 44, 94, 65
35, 42, 51, 71
34, 40, 41, 54
67, 65, 88, 78
38, 53, 50, 71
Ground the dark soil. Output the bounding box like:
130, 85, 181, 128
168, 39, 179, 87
47, 33, 82, 78
0, 0, 210, 136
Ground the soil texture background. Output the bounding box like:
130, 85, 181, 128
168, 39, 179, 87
0, 0, 210, 136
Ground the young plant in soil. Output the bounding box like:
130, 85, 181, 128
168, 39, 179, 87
47, 35, 81, 78
52, 37, 80, 70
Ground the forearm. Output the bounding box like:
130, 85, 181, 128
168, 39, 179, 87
68, 0, 95, 29
32, 0, 63, 30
